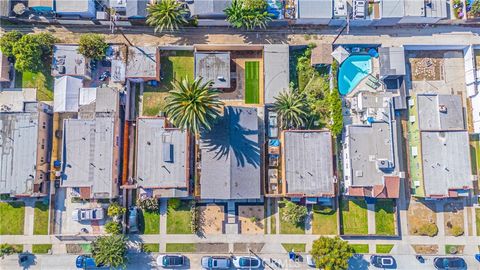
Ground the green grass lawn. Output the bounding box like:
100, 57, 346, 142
281, 243, 306, 252
350, 244, 369, 254
142, 211, 160, 234
167, 200, 193, 234
0, 202, 25, 235
279, 203, 305, 234
142, 243, 160, 253
33, 201, 49, 235
312, 205, 338, 235
445, 245, 464, 254
142, 51, 194, 116
166, 243, 196, 253
245, 61, 260, 104
375, 199, 395, 235
15, 65, 54, 101
376, 244, 394, 254
32, 244, 52, 254
79, 244, 91, 253
340, 199, 368, 235
476, 208, 480, 236
270, 214, 276, 234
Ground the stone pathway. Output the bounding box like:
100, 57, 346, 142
367, 203, 376, 235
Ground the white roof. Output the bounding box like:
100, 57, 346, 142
331, 46, 350, 64
54, 76, 83, 113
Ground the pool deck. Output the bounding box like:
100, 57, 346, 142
346, 56, 382, 98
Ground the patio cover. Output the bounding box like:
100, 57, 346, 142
331, 46, 350, 64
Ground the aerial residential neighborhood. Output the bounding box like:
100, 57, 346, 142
0, 0, 480, 269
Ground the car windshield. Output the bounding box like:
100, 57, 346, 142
240, 258, 258, 267
92, 210, 97, 219
381, 258, 393, 265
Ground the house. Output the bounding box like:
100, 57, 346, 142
135, 117, 189, 198
410, 94, 473, 198
264, 44, 289, 104
189, 0, 232, 19
52, 45, 91, 79
109, 0, 151, 18
60, 87, 122, 199
281, 130, 335, 201
295, 0, 332, 25
194, 52, 231, 88
199, 106, 261, 200
0, 51, 10, 82
55, 0, 96, 18
126, 46, 160, 81
0, 100, 53, 198
375, 0, 448, 25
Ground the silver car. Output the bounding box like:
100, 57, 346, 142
72, 208, 104, 221
201, 256, 231, 269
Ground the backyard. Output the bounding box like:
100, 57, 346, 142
340, 199, 368, 235
0, 202, 25, 235
141, 211, 160, 234
167, 199, 193, 234
33, 201, 49, 235
312, 205, 338, 235
142, 50, 194, 116
15, 65, 54, 101
279, 202, 305, 234
244, 61, 260, 104
375, 200, 395, 235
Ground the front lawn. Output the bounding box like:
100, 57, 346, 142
142, 243, 160, 253
245, 61, 260, 104
312, 205, 338, 235
33, 201, 49, 235
32, 244, 52, 254
340, 199, 368, 235
376, 244, 394, 254
279, 203, 305, 234
0, 202, 25, 235
350, 244, 369, 254
15, 65, 54, 101
142, 211, 160, 234
167, 200, 193, 234
281, 243, 306, 252
166, 243, 196, 253
375, 199, 395, 235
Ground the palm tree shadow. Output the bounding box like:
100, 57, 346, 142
201, 106, 260, 169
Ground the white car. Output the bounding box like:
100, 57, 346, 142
72, 208, 104, 221
232, 256, 261, 269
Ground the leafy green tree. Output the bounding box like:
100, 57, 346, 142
146, 0, 189, 33
34, 32, 57, 58
280, 200, 307, 225
92, 235, 127, 268
273, 90, 308, 129
310, 237, 353, 270
13, 35, 43, 72
105, 221, 122, 235
328, 88, 343, 136
0, 31, 22, 57
224, 0, 272, 30
107, 202, 126, 218
78, 34, 108, 60
165, 77, 223, 134
472, 0, 480, 16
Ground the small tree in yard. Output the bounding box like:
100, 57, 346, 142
310, 237, 353, 270
281, 200, 307, 225
13, 35, 43, 72
273, 89, 308, 129
0, 31, 22, 57
105, 221, 122, 235
146, 0, 189, 33
78, 34, 108, 60
137, 197, 159, 213
92, 235, 127, 268
108, 202, 126, 220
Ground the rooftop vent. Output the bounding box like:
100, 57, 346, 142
438, 104, 447, 113
377, 159, 393, 170
163, 143, 174, 163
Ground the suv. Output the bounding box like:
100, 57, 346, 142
72, 208, 104, 221
128, 206, 139, 233
201, 256, 231, 269
370, 255, 396, 269
157, 255, 186, 268
434, 257, 466, 270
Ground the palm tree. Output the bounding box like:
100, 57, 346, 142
146, 0, 189, 33
91, 235, 127, 268
165, 77, 224, 134
273, 90, 308, 129
224, 0, 272, 30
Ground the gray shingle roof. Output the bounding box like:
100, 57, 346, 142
199, 106, 261, 200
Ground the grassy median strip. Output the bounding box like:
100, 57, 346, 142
142, 243, 160, 253
350, 244, 369, 254
166, 243, 196, 253
32, 244, 52, 254
376, 244, 394, 254
281, 243, 306, 253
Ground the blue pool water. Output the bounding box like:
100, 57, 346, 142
338, 54, 372, 95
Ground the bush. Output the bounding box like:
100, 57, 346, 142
107, 203, 126, 219
451, 226, 464, 237
0, 31, 22, 57
0, 243, 20, 258
281, 200, 307, 225
310, 237, 353, 270
105, 221, 122, 234
92, 235, 127, 268
190, 202, 199, 234
417, 223, 438, 237
168, 198, 181, 210
137, 197, 159, 213
78, 34, 108, 60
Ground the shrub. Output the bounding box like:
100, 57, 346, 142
0, 31, 22, 57
168, 198, 181, 210
310, 237, 353, 270
0, 243, 20, 258
78, 34, 108, 60
417, 223, 438, 237
281, 200, 307, 225
137, 197, 159, 213
91, 235, 127, 268
107, 203, 126, 219
105, 221, 122, 235
451, 226, 464, 237
190, 202, 199, 234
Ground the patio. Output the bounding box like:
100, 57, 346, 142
198, 204, 225, 235
238, 205, 265, 234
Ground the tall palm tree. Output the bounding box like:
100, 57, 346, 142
273, 90, 308, 129
165, 77, 224, 134
146, 0, 189, 33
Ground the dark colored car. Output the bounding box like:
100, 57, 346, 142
370, 255, 396, 269
434, 257, 467, 270
128, 206, 139, 233
76, 255, 103, 269
157, 255, 186, 268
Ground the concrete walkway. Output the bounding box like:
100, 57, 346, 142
367, 203, 376, 235
23, 199, 36, 236
158, 199, 167, 252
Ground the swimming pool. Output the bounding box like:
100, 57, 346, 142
338, 54, 372, 95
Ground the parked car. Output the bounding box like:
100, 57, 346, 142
76, 255, 103, 269
306, 255, 316, 267
156, 255, 186, 268
267, 111, 278, 138
434, 257, 467, 270
201, 256, 231, 269
128, 206, 139, 233
370, 255, 396, 269
72, 208, 104, 221
232, 256, 261, 269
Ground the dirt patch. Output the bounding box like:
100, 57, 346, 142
233, 243, 265, 253
196, 243, 229, 253
199, 204, 225, 234
238, 205, 265, 234
407, 51, 446, 81
444, 202, 464, 236
407, 199, 437, 235
412, 245, 438, 255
